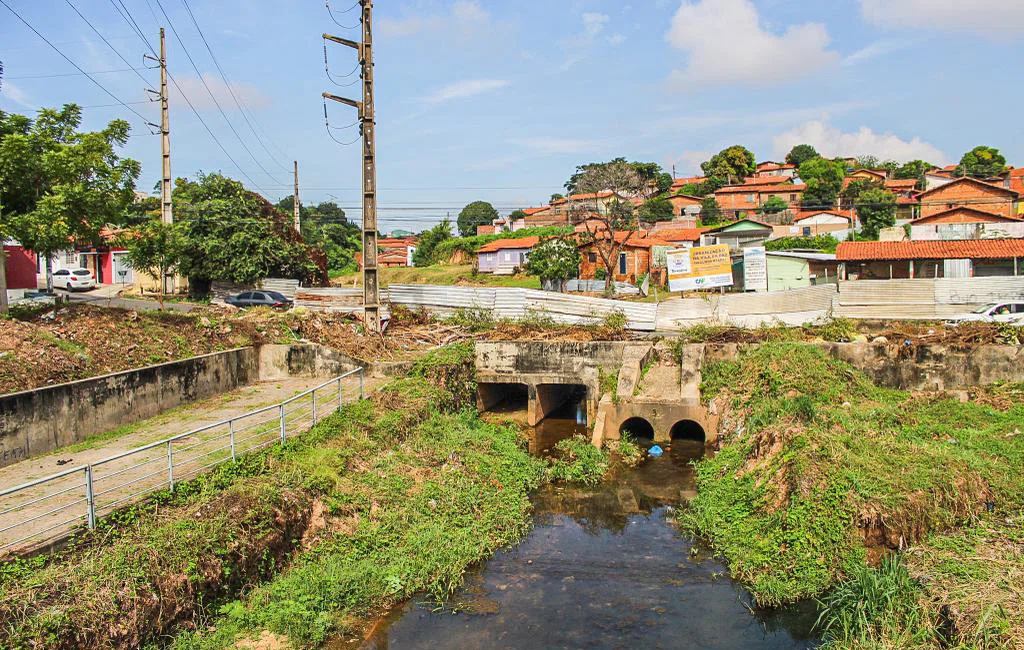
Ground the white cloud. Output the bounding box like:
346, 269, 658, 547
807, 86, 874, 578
171, 73, 271, 111
665, 0, 838, 87
667, 150, 712, 176
607, 33, 626, 46
861, 0, 1024, 36
842, 38, 917, 66
509, 137, 604, 155
772, 120, 947, 164
582, 13, 610, 37
0, 81, 34, 109
422, 79, 509, 105
379, 0, 489, 38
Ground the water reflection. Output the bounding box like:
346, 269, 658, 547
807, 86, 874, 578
484, 391, 590, 455
345, 441, 820, 650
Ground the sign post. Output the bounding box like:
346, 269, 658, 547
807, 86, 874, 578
666, 245, 734, 293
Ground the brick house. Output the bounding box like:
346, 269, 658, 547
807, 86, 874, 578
909, 207, 1024, 241
772, 209, 855, 239
577, 232, 669, 283
715, 178, 804, 217
847, 169, 888, 184
666, 194, 703, 221
836, 239, 1024, 279
754, 161, 796, 178
670, 175, 707, 193
916, 177, 1019, 219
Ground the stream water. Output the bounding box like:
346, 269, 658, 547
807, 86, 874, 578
338, 399, 821, 650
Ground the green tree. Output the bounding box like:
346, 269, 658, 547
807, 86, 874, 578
0, 104, 141, 292
856, 188, 897, 240
639, 196, 674, 223
701, 145, 756, 186
456, 200, 499, 237
700, 196, 724, 225
117, 219, 182, 309
173, 172, 322, 296
412, 219, 452, 266
840, 178, 884, 205
894, 159, 935, 190
524, 237, 581, 291
765, 234, 839, 253
507, 209, 527, 224
757, 195, 788, 215
564, 158, 669, 196
957, 145, 1007, 178
550, 193, 565, 203
571, 160, 645, 295
784, 144, 819, 167
798, 157, 846, 209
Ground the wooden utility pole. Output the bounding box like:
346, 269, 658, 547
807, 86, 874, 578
158, 27, 173, 296
323, 0, 379, 333
293, 160, 301, 232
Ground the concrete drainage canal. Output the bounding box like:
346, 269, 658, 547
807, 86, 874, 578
336, 344, 819, 649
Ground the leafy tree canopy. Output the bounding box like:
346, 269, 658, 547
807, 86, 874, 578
564, 157, 670, 196
524, 237, 581, 286
957, 145, 1007, 178
701, 145, 756, 186
894, 160, 936, 190
764, 234, 839, 253
550, 193, 565, 203
456, 200, 499, 237
117, 219, 183, 307
174, 172, 323, 288
700, 196, 724, 225
798, 157, 846, 209
784, 144, 819, 167
840, 178, 884, 203
0, 104, 140, 289
855, 188, 897, 240
639, 196, 674, 223
758, 195, 789, 215
508, 209, 527, 222
412, 219, 452, 266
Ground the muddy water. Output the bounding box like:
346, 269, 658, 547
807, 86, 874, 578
342, 404, 820, 650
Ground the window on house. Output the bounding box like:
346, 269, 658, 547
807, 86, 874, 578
747, 194, 755, 202
790, 194, 797, 202
65, 252, 76, 264
588, 252, 597, 263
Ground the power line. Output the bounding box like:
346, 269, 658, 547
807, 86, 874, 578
63, 0, 154, 90
106, 0, 273, 193
178, 0, 292, 173
151, 0, 288, 185
7, 67, 152, 80
0, 0, 153, 127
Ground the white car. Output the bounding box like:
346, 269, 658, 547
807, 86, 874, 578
52, 268, 97, 291
949, 302, 1024, 325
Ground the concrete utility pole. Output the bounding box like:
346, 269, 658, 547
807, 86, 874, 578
158, 28, 174, 296
323, 0, 380, 333
293, 160, 301, 232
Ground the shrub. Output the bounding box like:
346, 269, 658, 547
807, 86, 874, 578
548, 436, 608, 485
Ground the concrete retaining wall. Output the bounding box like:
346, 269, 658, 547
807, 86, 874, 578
0, 348, 259, 468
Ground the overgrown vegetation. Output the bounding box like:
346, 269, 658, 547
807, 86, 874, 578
547, 436, 609, 485
686, 343, 1024, 648
0, 344, 547, 650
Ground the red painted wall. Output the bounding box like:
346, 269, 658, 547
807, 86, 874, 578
101, 252, 114, 285
3, 246, 38, 290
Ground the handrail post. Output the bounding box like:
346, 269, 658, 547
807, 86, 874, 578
337, 376, 343, 411
229, 418, 236, 462
359, 368, 365, 400
312, 390, 318, 425
279, 404, 286, 445
166, 441, 174, 491
84, 466, 96, 529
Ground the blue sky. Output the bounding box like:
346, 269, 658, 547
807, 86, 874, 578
3, 0, 1024, 232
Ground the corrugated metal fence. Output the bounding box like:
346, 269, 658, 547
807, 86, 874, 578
258, 277, 1022, 330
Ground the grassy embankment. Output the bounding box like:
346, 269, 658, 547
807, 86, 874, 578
0, 343, 552, 650
684, 343, 1023, 649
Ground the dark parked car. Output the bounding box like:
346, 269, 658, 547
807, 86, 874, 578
224, 290, 294, 309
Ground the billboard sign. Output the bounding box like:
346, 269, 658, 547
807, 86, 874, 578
743, 246, 768, 292
666, 244, 733, 292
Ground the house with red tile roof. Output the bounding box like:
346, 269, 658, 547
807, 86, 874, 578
836, 239, 1024, 279
772, 209, 856, 240
577, 231, 673, 283
755, 161, 796, 178
916, 177, 1018, 219
909, 207, 1024, 241
476, 236, 541, 275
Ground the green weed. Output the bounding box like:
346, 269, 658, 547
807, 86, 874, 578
547, 436, 608, 485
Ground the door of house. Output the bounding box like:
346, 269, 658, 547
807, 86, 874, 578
112, 253, 134, 284
618, 252, 627, 275
944, 259, 971, 278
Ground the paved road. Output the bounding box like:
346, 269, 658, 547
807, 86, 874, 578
0, 374, 373, 555
66, 290, 198, 312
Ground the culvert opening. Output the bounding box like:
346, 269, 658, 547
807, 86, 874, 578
619, 417, 654, 441
670, 420, 706, 443
478, 383, 528, 413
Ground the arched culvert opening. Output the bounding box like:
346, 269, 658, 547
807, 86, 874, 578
478, 382, 528, 413
619, 417, 654, 441
670, 419, 706, 443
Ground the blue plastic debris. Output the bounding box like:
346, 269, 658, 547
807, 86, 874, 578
648, 444, 664, 457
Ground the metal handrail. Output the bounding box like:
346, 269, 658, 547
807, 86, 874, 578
0, 367, 365, 553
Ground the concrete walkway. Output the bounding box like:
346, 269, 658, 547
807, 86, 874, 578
0, 373, 368, 555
